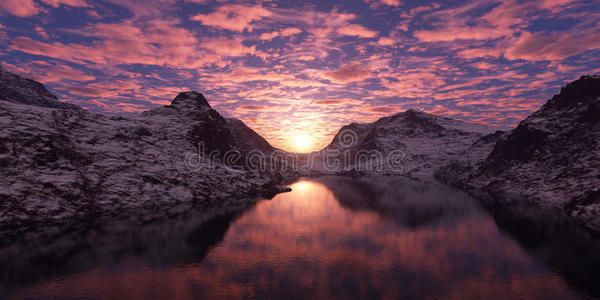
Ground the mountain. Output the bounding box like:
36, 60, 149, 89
437, 75, 600, 232
0, 71, 287, 229
311, 109, 499, 178
0, 67, 81, 110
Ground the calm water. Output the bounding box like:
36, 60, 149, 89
1, 177, 600, 299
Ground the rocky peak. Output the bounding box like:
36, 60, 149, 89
547, 75, 600, 110
171, 91, 211, 108
0, 68, 80, 110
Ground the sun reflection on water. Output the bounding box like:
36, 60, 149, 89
5, 178, 594, 300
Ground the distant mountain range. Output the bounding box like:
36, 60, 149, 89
312, 75, 599, 232
0, 67, 598, 233
312, 108, 500, 178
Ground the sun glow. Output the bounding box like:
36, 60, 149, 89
292, 133, 314, 153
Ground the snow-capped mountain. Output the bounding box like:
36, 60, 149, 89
438, 75, 600, 233
0, 71, 287, 229
312, 109, 500, 178
3, 67, 599, 234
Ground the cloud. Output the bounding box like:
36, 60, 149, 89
59, 85, 115, 97
237, 104, 289, 112
324, 62, 371, 84
259, 27, 302, 41
402, 3, 440, 17
377, 37, 395, 46
191, 4, 271, 32
10, 20, 235, 68
281, 27, 302, 37
202, 37, 255, 56
2, 0, 599, 149
365, 0, 402, 7
413, 26, 508, 42
260, 31, 280, 41
31, 62, 96, 83
0, 0, 90, 17
381, 0, 401, 6
40, 0, 89, 8
367, 105, 402, 113
0, 0, 38, 17
337, 24, 378, 38
470, 61, 496, 70
312, 99, 363, 105
457, 47, 503, 59
482, 0, 578, 29
505, 31, 600, 61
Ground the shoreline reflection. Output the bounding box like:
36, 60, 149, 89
1, 177, 599, 299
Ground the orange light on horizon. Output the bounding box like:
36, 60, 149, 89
291, 133, 315, 153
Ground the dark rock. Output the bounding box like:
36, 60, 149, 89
0, 68, 81, 110
0, 70, 290, 229
171, 91, 210, 108
445, 75, 600, 233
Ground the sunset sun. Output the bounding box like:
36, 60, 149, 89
292, 133, 314, 153
0, 0, 598, 298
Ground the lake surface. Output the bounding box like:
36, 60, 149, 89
1, 177, 600, 299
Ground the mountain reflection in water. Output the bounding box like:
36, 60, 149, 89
1, 177, 599, 299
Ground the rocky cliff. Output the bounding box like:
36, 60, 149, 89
437, 75, 600, 232
0, 67, 81, 110
313, 109, 499, 178
0, 71, 287, 229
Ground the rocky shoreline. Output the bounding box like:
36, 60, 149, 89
436, 75, 600, 233
0, 68, 292, 230
1, 67, 598, 235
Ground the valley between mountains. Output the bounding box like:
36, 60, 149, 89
1, 67, 598, 233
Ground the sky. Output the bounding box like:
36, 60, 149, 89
1, 0, 599, 152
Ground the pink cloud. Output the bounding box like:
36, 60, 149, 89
59, 86, 115, 97
0, 0, 38, 17
396, 20, 410, 32
33, 26, 50, 39
470, 61, 496, 70
367, 105, 403, 114
259, 27, 302, 41
312, 99, 363, 106
325, 62, 371, 84
505, 31, 600, 61
337, 24, 378, 38
365, 0, 402, 7
281, 27, 302, 37
191, 4, 271, 32
482, 0, 579, 28
260, 31, 280, 41
377, 37, 395, 46
211, 66, 294, 83
202, 37, 255, 56
237, 104, 289, 112
406, 3, 440, 16
31, 63, 95, 83
93, 80, 141, 90
0, 0, 89, 17
40, 0, 89, 8
457, 47, 503, 59
10, 19, 236, 68
481, 1, 528, 28
414, 26, 508, 42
